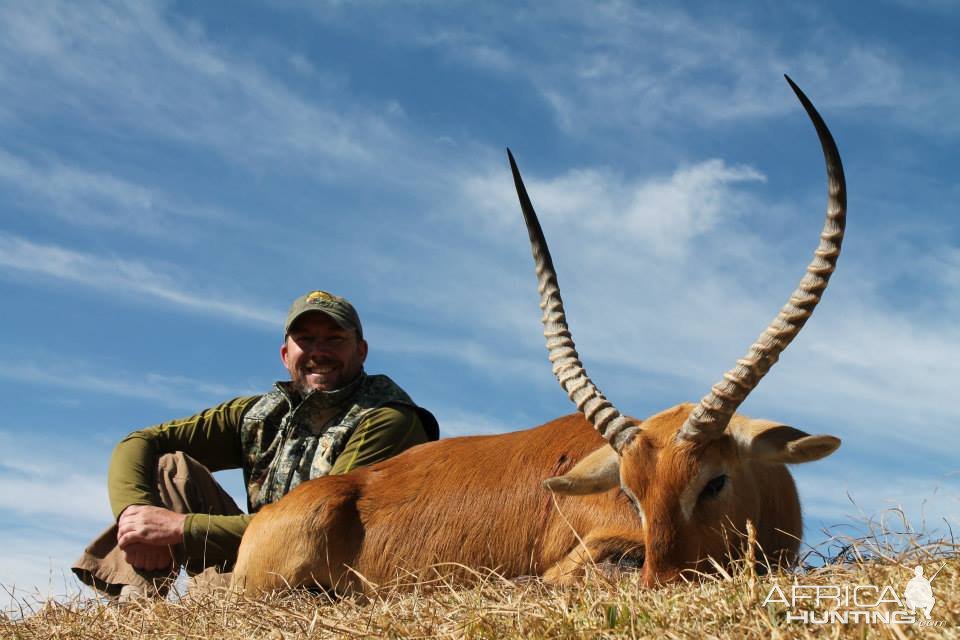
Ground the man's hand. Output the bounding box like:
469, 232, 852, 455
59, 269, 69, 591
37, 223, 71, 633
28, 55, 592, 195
121, 543, 175, 571
117, 505, 187, 570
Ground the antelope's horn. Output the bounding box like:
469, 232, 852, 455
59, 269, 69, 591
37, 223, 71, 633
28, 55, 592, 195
678, 75, 847, 442
509, 150, 639, 452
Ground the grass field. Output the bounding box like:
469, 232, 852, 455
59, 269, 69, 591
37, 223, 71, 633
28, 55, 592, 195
3, 518, 957, 639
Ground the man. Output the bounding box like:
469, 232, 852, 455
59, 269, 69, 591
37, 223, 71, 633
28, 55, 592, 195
72, 290, 439, 598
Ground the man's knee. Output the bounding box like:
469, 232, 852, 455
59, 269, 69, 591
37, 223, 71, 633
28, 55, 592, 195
157, 451, 211, 477
156, 452, 244, 517
155, 452, 220, 513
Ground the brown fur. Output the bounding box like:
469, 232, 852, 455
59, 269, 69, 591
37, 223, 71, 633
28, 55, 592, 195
233, 403, 835, 594
619, 405, 806, 586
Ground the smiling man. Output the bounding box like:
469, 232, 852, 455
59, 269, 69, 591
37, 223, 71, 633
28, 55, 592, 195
72, 290, 438, 599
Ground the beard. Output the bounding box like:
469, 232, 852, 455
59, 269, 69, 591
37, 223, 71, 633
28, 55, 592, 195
290, 358, 362, 398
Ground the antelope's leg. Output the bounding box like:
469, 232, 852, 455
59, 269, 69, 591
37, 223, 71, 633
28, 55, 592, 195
542, 528, 646, 585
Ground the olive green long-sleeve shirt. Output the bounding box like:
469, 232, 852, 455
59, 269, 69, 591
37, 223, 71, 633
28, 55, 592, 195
108, 397, 428, 563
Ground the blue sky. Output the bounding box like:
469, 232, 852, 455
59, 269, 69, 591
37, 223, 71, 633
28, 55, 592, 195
1, 0, 958, 600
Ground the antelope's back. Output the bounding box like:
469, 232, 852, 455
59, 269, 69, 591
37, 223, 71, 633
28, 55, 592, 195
353, 414, 640, 582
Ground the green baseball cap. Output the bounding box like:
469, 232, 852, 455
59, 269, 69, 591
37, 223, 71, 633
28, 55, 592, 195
284, 290, 363, 339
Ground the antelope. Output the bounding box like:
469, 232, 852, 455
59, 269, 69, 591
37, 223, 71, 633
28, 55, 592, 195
232, 76, 845, 594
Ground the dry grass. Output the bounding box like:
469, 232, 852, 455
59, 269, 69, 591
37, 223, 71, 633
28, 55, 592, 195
3, 516, 958, 639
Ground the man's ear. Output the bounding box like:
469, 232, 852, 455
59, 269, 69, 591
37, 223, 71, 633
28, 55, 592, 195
543, 444, 621, 495
729, 416, 841, 464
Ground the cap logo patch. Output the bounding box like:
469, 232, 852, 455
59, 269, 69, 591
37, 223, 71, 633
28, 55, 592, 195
306, 290, 335, 304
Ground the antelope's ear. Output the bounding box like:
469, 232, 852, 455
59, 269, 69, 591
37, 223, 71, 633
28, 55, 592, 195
729, 417, 840, 464
543, 444, 620, 495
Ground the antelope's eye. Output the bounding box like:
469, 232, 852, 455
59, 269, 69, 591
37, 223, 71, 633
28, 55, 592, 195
700, 474, 727, 500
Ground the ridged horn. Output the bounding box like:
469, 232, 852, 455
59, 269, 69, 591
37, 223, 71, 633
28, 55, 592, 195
678, 75, 847, 442
508, 150, 639, 452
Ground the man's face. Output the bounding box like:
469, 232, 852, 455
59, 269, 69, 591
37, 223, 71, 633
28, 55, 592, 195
281, 312, 368, 395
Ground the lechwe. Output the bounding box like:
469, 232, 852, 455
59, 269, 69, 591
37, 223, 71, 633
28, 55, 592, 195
232, 76, 845, 594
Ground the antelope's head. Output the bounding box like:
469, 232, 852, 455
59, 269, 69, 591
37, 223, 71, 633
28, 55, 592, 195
510, 76, 845, 587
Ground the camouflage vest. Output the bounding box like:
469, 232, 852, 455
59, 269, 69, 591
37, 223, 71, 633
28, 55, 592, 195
240, 372, 415, 512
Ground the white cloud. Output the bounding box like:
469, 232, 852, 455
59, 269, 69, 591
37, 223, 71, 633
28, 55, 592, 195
0, 357, 258, 411
925, 246, 960, 294
0, 233, 281, 329
0, 531, 91, 600
417, 28, 515, 72
368, 323, 545, 383
0, 428, 242, 602
459, 157, 765, 259
0, 148, 229, 235
796, 462, 960, 539
0, 1, 400, 176
287, 52, 315, 76
0, 472, 109, 524
302, 2, 959, 137
886, 0, 960, 13
386, 150, 790, 394
736, 267, 960, 458
0, 432, 111, 562
428, 407, 518, 438
421, 142, 960, 462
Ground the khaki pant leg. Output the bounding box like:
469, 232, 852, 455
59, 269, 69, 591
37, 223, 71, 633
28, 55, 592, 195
71, 452, 244, 597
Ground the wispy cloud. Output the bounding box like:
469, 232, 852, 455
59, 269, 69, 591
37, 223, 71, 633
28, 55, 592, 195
796, 461, 960, 537
376, 150, 798, 389
406, 145, 960, 464
0, 356, 258, 411
736, 239, 960, 455
0, 430, 111, 524
886, 0, 960, 13
0, 148, 230, 236
460, 157, 765, 258
291, 2, 959, 137
0, 233, 281, 329
0, 1, 401, 177
0, 471, 109, 525
369, 323, 545, 383
0, 531, 91, 598
428, 407, 519, 438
